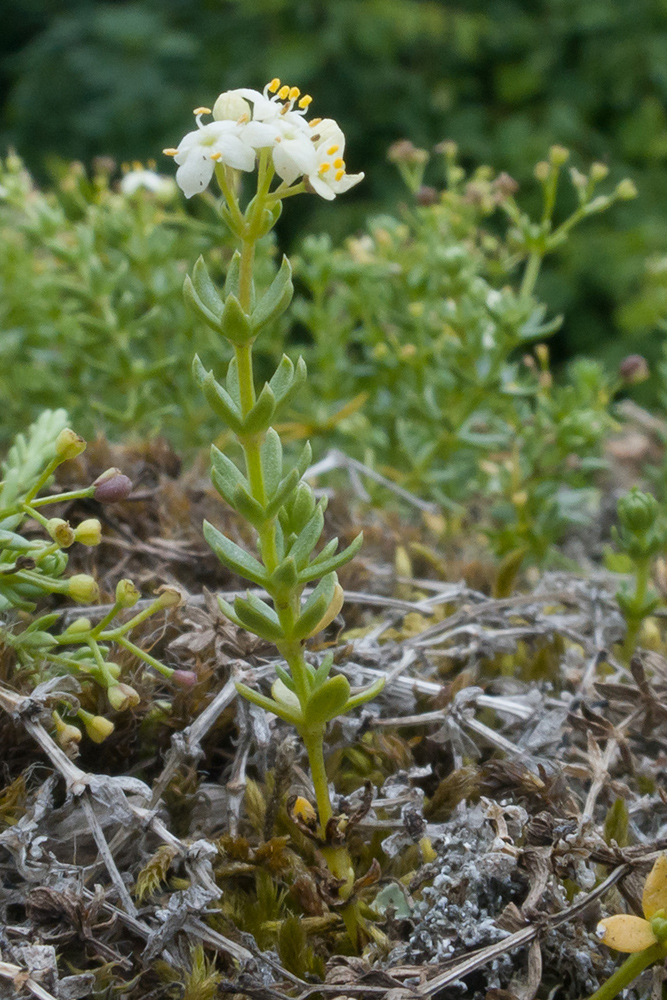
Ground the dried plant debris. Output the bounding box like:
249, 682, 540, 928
5, 471, 667, 1000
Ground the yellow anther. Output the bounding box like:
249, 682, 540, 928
288, 86, 300, 100
132, 160, 142, 170
333, 157, 344, 169
278, 85, 290, 100
210, 152, 223, 161
193, 106, 211, 115
147, 158, 156, 169
309, 117, 322, 127
298, 94, 313, 109
319, 162, 331, 174
268, 77, 281, 93
327, 145, 339, 156
335, 169, 345, 181
162, 148, 179, 157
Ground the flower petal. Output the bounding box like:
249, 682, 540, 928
597, 915, 658, 953
176, 153, 215, 199
273, 138, 317, 185
643, 854, 667, 919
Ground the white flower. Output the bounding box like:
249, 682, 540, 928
120, 168, 176, 198
307, 119, 364, 200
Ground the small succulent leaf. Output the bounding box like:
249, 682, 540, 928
265, 468, 300, 520
210, 445, 247, 507
306, 581, 344, 638
343, 675, 385, 712
26, 612, 61, 632
596, 915, 657, 953
303, 674, 351, 728
223, 250, 242, 300
217, 595, 246, 629
268, 355, 294, 402
203, 521, 268, 587
308, 537, 339, 568
292, 573, 336, 639
290, 482, 317, 528
313, 651, 334, 688
191, 255, 224, 318
193, 357, 243, 433
241, 383, 276, 435
226, 356, 242, 407
299, 532, 364, 583
289, 504, 325, 569
232, 483, 266, 528
234, 593, 285, 642
221, 294, 254, 346
274, 664, 296, 692
270, 556, 299, 593
261, 429, 283, 495
271, 677, 302, 716
251, 256, 294, 332
0, 530, 34, 552
294, 439, 312, 478
643, 854, 667, 919
235, 681, 300, 724
183, 275, 223, 333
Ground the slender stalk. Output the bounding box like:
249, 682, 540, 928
585, 944, 667, 1000
622, 556, 650, 662
520, 250, 542, 302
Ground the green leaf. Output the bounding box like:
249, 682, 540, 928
265, 467, 300, 520
192, 256, 224, 318
221, 294, 254, 346
193, 356, 243, 433
223, 250, 242, 300
241, 383, 276, 435
270, 556, 299, 593
312, 651, 334, 688
26, 612, 61, 632
289, 503, 325, 569
269, 355, 307, 408
210, 445, 247, 508
203, 520, 268, 586
303, 674, 351, 728
299, 532, 363, 583
183, 275, 222, 333
261, 429, 283, 495
251, 256, 294, 332
232, 483, 266, 528
235, 681, 300, 725
226, 356, 242, 407
292, 572, 336, 639
309, 537, 339, 567
343, 675, 385, 712
274, 664, 296, 691
234, 592, 285, 641
217, 595, 246, 629
290, 482, 317, 530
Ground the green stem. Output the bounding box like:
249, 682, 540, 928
115, 635, 174, 678
520, 251, 542, 302
622, 557, 650, 662
302, 727, 333, 831
585, 944, 667, 1000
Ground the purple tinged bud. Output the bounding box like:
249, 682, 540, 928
172, 669, 197, 688
416, 185, 439, 206
93, 468, 133, 503
619, 354, 650, 385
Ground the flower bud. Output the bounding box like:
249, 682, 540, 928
63, 616, 92, 635
107, 682, 140, 711
115, 578, 140, 608
590, 162, 609, 182
415, 185, 439, 206
155, 585, 183, 609
617, 487, 659, 535
74, 518, 102, 546
616, 178, 638, 200
387, 140, 428, 166
67, 574, 100, 604
92, 468, 133, 503
55, 428, 86, 462
172, 669, 198, 688
549, 145, 570, 166
619, 354, 649, 385
46, 517, 75, 548
52, 710, 82, 755
492, 172, 519, 197
534, 161, 550, 183
213, 91, 251, 121
78, 708, 115, 743
434, 140, 458, 159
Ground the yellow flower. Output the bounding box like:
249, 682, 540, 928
597, 854, 667, 953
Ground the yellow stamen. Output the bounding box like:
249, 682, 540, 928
278, 85, 290, 100
268, 78, 281, 93
132, 160, 142, 170
275, 135, 282, 142
288, 86, 300, 100
193, 106, 211, 115
333, 157, 344, 168
162, 148, 178, 156
319, 162, 331, 174
298, 95, 313, 109
147, 158, 156, 169
238, 112, 249, 123
327, 145, 339, 155
309, 117, 323, 127
335, 169, 345, 181
210, 152, 223, 161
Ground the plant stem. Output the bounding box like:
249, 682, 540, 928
520, 250, 542, 302
302, 727, 333, 830
585, 944, 667, 1000
622, 556, 650, 662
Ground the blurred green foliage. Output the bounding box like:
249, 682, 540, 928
2, 0, 667, 363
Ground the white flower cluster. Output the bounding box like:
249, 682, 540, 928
164, 78, 364, 201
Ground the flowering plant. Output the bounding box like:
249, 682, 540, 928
165, 80, 381, 926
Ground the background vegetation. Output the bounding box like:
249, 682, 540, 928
3, 0, 667, 370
